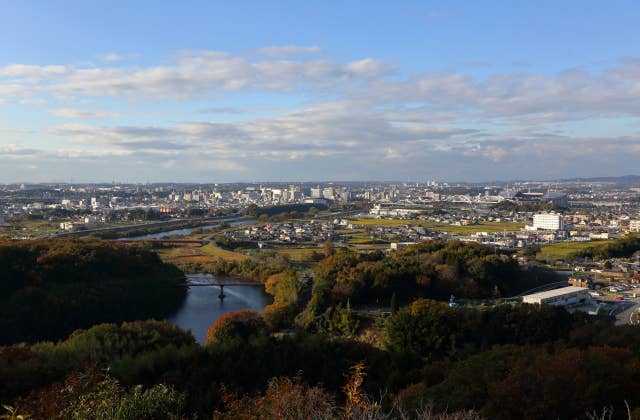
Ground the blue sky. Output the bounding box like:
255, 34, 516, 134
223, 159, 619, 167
1, 0, 639, 182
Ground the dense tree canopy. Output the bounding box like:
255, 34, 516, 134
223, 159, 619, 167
0, 239, 186, 344
575, 233, 640, 260
298, 241, 555, 329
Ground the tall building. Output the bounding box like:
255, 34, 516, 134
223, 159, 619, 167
322, 187, 335, 200
630, 220, 640, 233
531, 213, 565, 231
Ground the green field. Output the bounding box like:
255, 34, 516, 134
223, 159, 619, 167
350, 219, 525, 234
3, 219, 60, 237
537, 240, 613, 259
276, 247, 321, 262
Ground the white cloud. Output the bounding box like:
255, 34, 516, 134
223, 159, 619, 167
3, 48, 640, 181
0, 64, 68, 78
49, 108, 118, 119
0, 50, 395, 101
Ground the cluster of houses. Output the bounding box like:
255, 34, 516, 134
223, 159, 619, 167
362, 225, 437, 243
569, 255, 640, 287
224, 220, 335, 244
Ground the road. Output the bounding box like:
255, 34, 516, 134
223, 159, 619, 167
596, 292, 640, 325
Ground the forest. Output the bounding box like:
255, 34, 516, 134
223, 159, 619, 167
0, 239, 186, 344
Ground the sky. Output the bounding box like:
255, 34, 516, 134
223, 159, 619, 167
1, 0, 640, 183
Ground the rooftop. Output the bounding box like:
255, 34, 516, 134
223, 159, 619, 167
522, 286, 589, 300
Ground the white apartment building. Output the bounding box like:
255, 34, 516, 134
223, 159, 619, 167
526, 213, 565, 231
322, 187, 335, 200
630, 220, 640, 233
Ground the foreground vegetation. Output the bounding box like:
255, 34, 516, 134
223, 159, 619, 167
4, 238, 640, 418
3, 301, 640, 419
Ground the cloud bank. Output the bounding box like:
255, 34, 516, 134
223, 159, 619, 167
1, 48, 640, 182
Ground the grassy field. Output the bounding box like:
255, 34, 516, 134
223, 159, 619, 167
4, 220, 59, 237
350, 219, 412, 227
276, 247, 321, 262
335, 228, 384, 245
157, 242, 250, 265
433, 222, 525, 235
350, 219, 525, 234
537, 240, 613, 259
351, 243, 390, 251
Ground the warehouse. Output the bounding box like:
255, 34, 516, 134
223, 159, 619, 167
522, 286, 590, 306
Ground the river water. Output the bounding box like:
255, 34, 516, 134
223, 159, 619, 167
125, 217, 256, 240
166, 273, 270, 344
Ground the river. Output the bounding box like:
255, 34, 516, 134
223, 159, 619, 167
124, 217, 256, 240
166, 273, 270, 344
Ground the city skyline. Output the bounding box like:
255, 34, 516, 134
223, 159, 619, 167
2, 1, 640, 182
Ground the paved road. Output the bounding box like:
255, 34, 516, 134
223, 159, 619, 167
596, 292, 640, 325
615, 299, 640, 325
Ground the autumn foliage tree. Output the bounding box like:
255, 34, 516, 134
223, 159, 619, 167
263, 270, 301, 330
205, 310, 267, 347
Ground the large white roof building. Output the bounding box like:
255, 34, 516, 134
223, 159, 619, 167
522, 286, 590, 306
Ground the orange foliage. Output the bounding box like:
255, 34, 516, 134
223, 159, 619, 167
205, 309, 264, 346
265, 272, 285, 296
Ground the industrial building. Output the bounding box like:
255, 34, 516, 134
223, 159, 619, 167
522, 286, 590, 306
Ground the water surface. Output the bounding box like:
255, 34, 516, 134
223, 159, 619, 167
166, 273, 269, 344
125, 217, 255, 240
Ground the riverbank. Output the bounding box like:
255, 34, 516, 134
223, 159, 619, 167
49, 215, 254, 240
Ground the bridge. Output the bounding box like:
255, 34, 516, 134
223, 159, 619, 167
178, 277, 263, 300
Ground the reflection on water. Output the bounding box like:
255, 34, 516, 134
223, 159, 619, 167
166, 274, 270, 344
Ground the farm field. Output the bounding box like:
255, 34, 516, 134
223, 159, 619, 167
537, 240, 613, 259
157, 242, 250, 266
